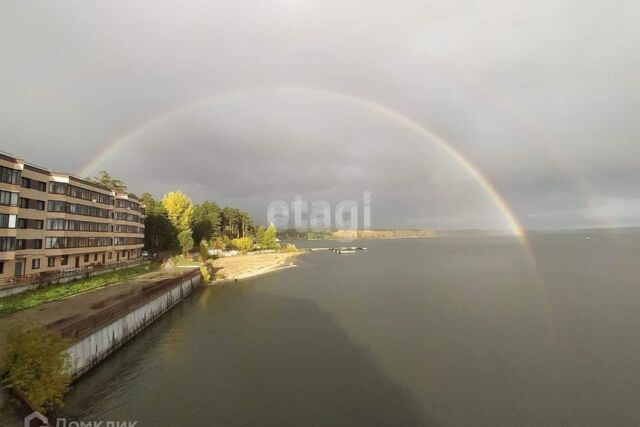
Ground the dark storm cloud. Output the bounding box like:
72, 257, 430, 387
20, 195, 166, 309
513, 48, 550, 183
1, 0, 639, 229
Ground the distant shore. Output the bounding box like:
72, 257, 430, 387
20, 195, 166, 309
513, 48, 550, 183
278, 228, 528, 241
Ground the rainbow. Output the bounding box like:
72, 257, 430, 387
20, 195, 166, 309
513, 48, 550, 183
79, 86, 525, 238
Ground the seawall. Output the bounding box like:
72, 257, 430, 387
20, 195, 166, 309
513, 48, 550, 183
61, 268, 203, 380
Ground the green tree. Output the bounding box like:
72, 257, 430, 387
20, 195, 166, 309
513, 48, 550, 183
162, 191, 194, 232
238, 211, 254, 238
222, 207, 254, 238
140, 192, 178, 252
191, 201, 221, 243
177, 229, 195, 255
1, 326, 71, 412
232, 237, 253, 254
256, 223, 278, 249
87, 170, 127, 193
221, 207, 240, 238
199, 240, 210, 261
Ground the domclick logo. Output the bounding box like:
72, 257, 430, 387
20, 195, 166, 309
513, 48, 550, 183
24, 411, 48, 427
46, 419, 138, 427
267, 191, 372, 242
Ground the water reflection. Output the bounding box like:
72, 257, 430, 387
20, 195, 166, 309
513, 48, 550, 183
57, 287, 429, 426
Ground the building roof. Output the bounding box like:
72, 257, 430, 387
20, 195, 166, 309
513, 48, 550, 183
0, 149, 138, 199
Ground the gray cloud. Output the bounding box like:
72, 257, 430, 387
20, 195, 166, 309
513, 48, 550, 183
1, 0, 639, 230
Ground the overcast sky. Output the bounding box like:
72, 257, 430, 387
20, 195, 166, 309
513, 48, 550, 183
1, 0, 638, 230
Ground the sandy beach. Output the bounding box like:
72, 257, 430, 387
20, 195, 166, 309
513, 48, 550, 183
209, 252, 303, 281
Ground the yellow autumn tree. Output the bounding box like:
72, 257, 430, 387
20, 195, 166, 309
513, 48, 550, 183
2, 325, 71, 412
162, 191, 194, 232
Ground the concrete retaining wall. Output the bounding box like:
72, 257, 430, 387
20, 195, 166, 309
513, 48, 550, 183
66, 272, 202, 379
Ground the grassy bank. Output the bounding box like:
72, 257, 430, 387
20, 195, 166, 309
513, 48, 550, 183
172, 255, 202, 267
0, 263, 159, 316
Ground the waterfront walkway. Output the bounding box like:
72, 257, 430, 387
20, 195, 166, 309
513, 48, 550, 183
0, 267, 195, 356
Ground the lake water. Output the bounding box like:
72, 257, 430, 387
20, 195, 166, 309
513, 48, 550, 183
51, 233, 640, 426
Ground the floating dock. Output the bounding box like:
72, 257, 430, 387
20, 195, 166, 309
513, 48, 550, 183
307, 247, 367, 253
336, 249, 356, 255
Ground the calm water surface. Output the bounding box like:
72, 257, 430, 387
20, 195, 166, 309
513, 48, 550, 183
52, 233, 640, 426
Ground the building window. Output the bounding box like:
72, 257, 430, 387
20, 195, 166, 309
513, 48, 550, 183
49, 181, 67, 194
48, 256, 55, 268
45, 236, 114, 249
0, 166, 20, 185
21, 177, 31, 188
108, 252, 113, 260
0, 214, 17, 229
84, 254, 89, 262
19, 219, 44, 229
0, 237, 16, 252
14, 239, 42, 250
61, 255, 68, 266
0, 190, 19, 206
94, 253, 98, 261
45, 237, 58, 249
37, 181, 47, 192
47, 218, 64, 230
47, 200, 66, 212
19, 198, 46, 210
32, 258, 41, 270
0, 261, 3, 274
50, 181, 114, 205
47, 218, 65, 230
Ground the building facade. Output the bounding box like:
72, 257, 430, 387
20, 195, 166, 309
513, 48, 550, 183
0, 152, 145, 280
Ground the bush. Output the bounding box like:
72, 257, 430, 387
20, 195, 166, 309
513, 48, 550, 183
231, 237, 253, 254
163, 257, 177, 270
199, 265, 211, 283
281, 243, 299, 253
1, 325, 71, 412
213, 235, 232, 250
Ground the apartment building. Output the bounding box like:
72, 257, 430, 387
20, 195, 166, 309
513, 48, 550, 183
0, 152, 145, 280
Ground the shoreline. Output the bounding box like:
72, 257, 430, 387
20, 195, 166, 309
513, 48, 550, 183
0, 252, 304, 424
209, 252, 303, 284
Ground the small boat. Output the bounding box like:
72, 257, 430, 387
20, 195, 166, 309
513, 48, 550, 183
337, 249, 356, 255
